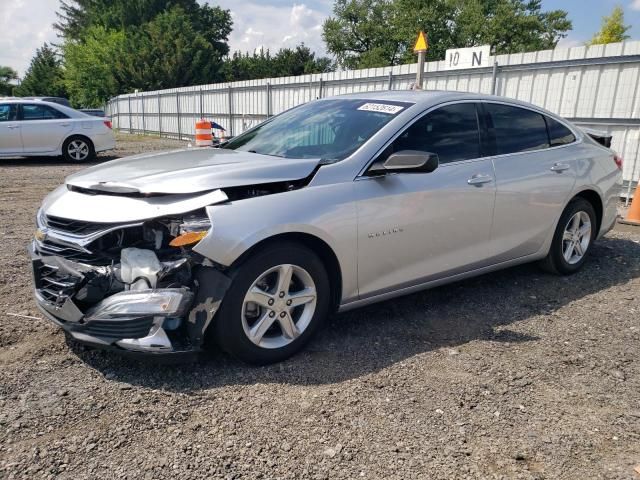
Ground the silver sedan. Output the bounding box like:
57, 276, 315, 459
30, 91, 622, 363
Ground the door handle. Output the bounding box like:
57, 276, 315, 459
467, 174, 493, 186
550, 162, 570, 173
7, 125, 20, 129
59, 123, 71, 127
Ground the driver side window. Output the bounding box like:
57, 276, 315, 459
391, 103, 481, 164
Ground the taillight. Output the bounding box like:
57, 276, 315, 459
103, 120, 112, 129
613, 154, 623, 170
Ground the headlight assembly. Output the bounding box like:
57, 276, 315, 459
169, 214, 211, 247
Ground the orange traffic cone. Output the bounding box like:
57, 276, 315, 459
621, 182, 640, 226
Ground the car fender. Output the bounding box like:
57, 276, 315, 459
193, 182, 359, 302
539, 150, 618, 256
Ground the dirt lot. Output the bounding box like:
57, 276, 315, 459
1, 133, 639, 479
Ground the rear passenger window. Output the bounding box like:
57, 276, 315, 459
0, 104, 17, 121
21, 104, 68, 120
484, 103, 549, 155
392, 103, 480, 163
545, 117, 576, 146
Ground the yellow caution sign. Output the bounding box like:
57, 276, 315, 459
413, 31, 428, 53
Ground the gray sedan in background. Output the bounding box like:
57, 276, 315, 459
30, 91, 622, 364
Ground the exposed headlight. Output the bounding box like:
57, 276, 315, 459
85, 289, 194, 320
169, 214, 211, 247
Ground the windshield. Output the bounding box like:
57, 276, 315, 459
223, 99, 412, 160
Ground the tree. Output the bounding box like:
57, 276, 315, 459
55, 0, 201, 40
58, 1, 232, 104
322, 0, 572, 68
322, 0, 399, 69
13, 44, 67, 97
222, 45, 334, 82
0, 66, 18, 95
118, 6, 228, 90
63, 26, 126, 106
588, 6, 630, 46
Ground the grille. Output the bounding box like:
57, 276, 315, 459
34, 262, 82, 304
37, 240, 116, 266
45, 215, 119, 236
74, 317, 154, 339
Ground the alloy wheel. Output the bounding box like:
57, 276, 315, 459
67, 140, 90, 161
562, 211, 592, 265
241, 264, 317, 349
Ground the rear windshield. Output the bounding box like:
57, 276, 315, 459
223, 99, 412, 160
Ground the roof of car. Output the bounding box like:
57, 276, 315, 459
0, 98, 91, 118
329, 89, 565, 119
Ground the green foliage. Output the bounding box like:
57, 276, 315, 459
223, 45, 334, 81
55, 0, 200, 40
52, 0, 331, 104
0, 66, 18, 95
63, 27, 126, 107
13, 44, 67, 98
58, 1, 232, 105
119, 6, 227, 90
588, 6, 630, 46
322, 0, 573, 68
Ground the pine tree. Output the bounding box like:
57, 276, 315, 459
14, 44, 66, 98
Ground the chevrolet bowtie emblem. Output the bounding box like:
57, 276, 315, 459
35, 229, 47, 242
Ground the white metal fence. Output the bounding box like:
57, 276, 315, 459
106, 40, 640, 193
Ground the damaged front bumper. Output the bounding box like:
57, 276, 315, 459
29, 242, 230, 357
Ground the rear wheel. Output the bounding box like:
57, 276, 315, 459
539, 198, 597, 275
62, 136, 95, 162
211, 243, 330, 364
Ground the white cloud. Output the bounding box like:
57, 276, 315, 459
212, 1, 330, 56
0, 0, 60, 77
0, 1, 331, 77
631, 0, 640, 11
556, 38, 584, 49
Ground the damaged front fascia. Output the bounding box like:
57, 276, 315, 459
187, 267, 231, 346
38, 165, 326, 352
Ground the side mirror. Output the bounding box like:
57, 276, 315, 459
369, 150, 439, 174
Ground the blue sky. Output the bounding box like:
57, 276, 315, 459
544, 0, 640, 45
1, 0, 638, 76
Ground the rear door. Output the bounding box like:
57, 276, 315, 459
355, 102, 497, 298
19, 103, 74, 154
483, 102, 577, 261
0, 104, 22, 154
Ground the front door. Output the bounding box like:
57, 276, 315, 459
355, 102, 497, 299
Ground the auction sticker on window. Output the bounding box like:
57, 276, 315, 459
357, 103, 406, 114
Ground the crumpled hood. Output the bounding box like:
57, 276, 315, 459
66, 148, 321, 194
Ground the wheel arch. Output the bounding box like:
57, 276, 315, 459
572, 188, 603, 234
62, 133, 94, 149
230, 232, 343, 312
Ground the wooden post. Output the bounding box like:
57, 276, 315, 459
413, 31, 429, 89
416, 51, 425, 89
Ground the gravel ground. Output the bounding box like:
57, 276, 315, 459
1, 133, 639, 479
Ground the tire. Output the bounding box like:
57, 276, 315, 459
62, 136, 95, 163
539, 197, 597, 275
210, 242, 330, 365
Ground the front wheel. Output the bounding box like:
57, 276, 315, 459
211, 243, 330, 364
539, 198, 597, 275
